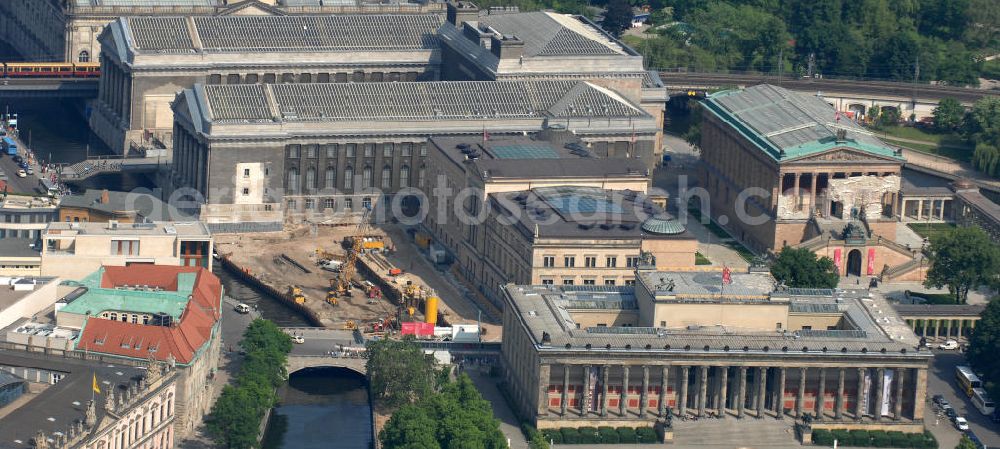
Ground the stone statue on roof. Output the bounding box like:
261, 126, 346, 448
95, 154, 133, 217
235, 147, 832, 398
84, 400, 97, 427
104, 389, 115, 413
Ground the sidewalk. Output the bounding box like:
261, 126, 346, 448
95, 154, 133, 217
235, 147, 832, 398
467, 369, 529, 449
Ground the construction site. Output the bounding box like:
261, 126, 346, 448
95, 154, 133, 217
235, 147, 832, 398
214, 217, 502, 341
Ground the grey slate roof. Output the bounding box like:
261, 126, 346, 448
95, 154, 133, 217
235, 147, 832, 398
477, 12, 625, 57
0, 239, 41, 259
892, 303, 986, 317
703, 84, 902, 162
58, 189, 190, 221
125, 14, 441, 52
199, 80, 647, 123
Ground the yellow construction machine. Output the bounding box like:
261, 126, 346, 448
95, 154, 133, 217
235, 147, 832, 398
332, 206, 373, 297
287, 286, 306, 304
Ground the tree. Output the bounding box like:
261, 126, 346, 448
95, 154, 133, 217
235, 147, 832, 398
968, 298, 1000, 402
366, 337, 435, 408
770, 247, 839, 289
965, 96, 1000, 146
380, 405, 441, 449
957, 435, 978, 449
601, 0, 633, 37
933, 98, 966, 131
924, 226, 1000, 303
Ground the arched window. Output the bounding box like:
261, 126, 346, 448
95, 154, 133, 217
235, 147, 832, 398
399, 165, 410, 187
78, 50, 90, 63
343, 166, 354, 190
381, 165, 392, 190
305, 167, 316, 192
363, 166, 373, 188
287, 168, 299, 193
325, 167, 336, 189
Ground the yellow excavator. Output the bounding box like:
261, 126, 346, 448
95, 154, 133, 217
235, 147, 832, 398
332, 206, 373, 297
325, 279, 339, 306
287, 286, 306, 304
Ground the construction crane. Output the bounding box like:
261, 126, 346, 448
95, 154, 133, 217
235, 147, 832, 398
332, 205, 372, 297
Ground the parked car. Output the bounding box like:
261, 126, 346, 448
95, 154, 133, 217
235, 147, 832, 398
24, 166, 32, 175
939, 340, 960, 350
945, 407, 958, 419
15, 169, 25, 178
932, 395, 947, 407
292, 335, 305, 344
17, 161, 28, 169
319, 259, 343, 273
234, 303, 251, 314
12, 155, 22, 163
953, 416, 969, 431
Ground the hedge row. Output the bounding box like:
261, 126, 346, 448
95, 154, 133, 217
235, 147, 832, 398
540, 426, 658, 444
521, 424, 550, 449
812, 429, 938, 449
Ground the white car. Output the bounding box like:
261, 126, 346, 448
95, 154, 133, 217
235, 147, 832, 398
15, 169, 26, 178
291, 335, 305, 344
319, 259, 343, 272
954, 416, 969, 431
938, 340, 959, 350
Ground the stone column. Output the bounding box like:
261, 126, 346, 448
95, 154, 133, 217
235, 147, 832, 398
894, 369, 905, 420
678, 366, 690, 416
582, 365, 591, 416
816, 368, 826, 420
917, 199, 924, 220
737, 367, 747, 418
757, 367, 767, 417
793, 173, 801, 210
538, 364, 551, 417
620, 365, 629, 417
934, 320, 940, 340
957, 320, 965, 340
601, 365, 610, 417
698, 366, 709, 417
776, 368, 786, 419
874, 368, 885, 421
640, 366, 650, 417
658, 366, 668, 417
796, 368, 807, 418
913, 368, 928, 420
561, 366, 570, 416
718, 367, 729, 417
835, 368, 845, 420
856, 368, 866, 419
810, 172, 818, 215
939, 200, 947, 220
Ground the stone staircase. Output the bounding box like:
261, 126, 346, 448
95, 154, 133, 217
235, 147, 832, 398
671, 417, 801, 448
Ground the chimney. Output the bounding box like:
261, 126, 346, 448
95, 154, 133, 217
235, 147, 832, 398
490, 34, 524, 61
100, 189, 110, 204
447, 1, 480, 28
462, 22, 491, 48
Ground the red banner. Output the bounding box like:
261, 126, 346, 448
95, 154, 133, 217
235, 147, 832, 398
867, 248, 876, 276
833, 249, 842, 271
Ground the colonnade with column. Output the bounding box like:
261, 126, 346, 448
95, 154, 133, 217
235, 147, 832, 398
905, 317, 978, 341
538, 364, 927, 423
899, 197, 952, 222
777, 170, 900, 219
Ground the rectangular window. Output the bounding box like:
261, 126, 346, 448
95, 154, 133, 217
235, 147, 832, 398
325, 144, 338, 159
110, 240, 140, 256
562, 280, 574, 285
305, 199, 315, 209
383, 143, 393, 158
564, 256, 575, 267
626, 256, 640, 268
583, 279, 595, 285
543, 256, 555, 267
287, 144, 300, 158
585, 256, 597, 268
419, 143, 427, 156
401, 143, 412, 157
304, 144, 317, 158
243, 168, 250, 178
625, 279, 636, 286
346, 144, 356, 158
242, 188, 249, 196
605, 280, 616, 285
541, 279, 554, 285
606, 256, 617, 268
364, 143, 374, 158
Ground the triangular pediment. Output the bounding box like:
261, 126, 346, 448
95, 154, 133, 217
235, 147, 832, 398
216, 0, 286, 16
785, 147, 902, 164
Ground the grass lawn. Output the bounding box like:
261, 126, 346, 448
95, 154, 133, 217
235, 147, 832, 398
876, 126, 973, 162
909, 291, 958, 304
687, 203, 756, 263
907, 223, 956, 240
695, 252, 712, 265
877, 125, 946, 143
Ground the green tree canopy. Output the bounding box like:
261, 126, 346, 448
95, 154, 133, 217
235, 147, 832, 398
956, 435, 978, 449
933, 98, 966, 131
924, 226, 1000, 303
366, 337, 436, 408
601, 0, 633, 37
968, 299, 1000, 409
770, 247, 839, 289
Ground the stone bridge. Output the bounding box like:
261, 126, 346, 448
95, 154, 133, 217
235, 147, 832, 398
286, 354, 366, 375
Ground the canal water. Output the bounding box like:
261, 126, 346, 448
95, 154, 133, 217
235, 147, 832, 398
215, 268, 374, 449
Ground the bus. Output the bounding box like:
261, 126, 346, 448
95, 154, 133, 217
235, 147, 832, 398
1, 137, 16, 156
956, 366, 983, 397
972, 388, 995, 415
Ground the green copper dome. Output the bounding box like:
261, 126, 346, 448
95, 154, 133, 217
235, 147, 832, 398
641, 216, 685, 235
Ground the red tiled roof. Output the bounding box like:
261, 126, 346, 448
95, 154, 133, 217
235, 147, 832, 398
78, 266, 222, 364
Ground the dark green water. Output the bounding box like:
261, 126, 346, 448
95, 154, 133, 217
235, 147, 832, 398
262, 368, 373, 449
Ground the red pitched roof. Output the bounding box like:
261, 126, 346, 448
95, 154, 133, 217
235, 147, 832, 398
78, 266, 222, 364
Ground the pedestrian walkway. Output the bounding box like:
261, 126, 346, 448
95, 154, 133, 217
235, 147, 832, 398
467, 370, 529, 449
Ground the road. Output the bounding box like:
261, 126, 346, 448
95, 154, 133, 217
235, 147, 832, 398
927, 352, 999, 448
0, 152, 46, 194
282, 328, 360, 356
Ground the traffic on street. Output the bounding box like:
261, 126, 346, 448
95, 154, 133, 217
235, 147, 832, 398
927, 351, 999, 448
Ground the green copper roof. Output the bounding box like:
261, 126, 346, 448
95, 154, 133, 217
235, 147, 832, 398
60, 271, 197, 320
641, 216, 685, 235
703, 84, 904, 162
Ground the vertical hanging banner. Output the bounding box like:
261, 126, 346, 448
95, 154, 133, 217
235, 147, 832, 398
867, 248, 876, 276
833, 249, 842, 271
881, 369, 895, 417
